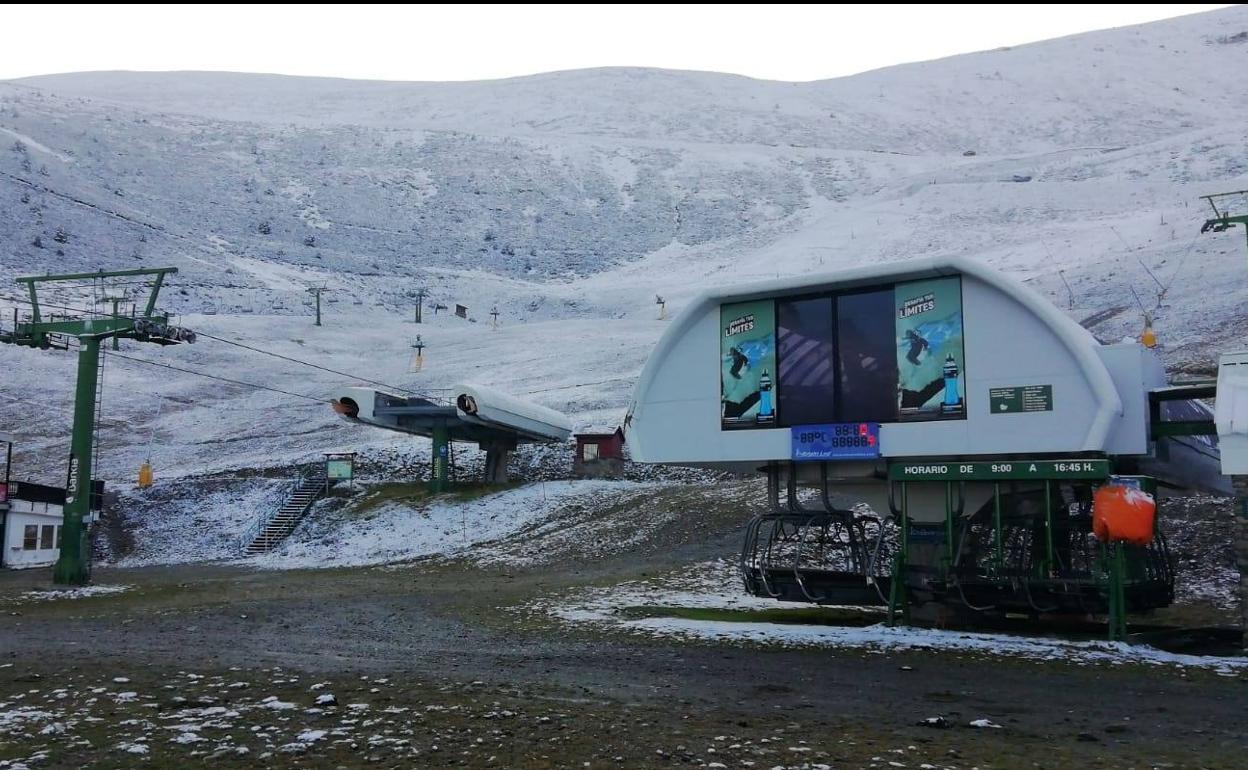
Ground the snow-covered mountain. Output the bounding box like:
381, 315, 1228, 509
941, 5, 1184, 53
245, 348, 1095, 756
2, 7, 1248, 486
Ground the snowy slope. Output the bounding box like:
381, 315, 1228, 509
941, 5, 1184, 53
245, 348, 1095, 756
1, 7, 1248, 494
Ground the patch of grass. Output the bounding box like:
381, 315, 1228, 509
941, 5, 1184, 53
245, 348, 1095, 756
618, 604, 883, 626
445, 481, 520, 501
350, 482, 432, 515
1149, 599, 1240, 628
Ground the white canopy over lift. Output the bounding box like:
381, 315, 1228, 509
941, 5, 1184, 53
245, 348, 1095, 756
626, 255, 1225, 495
331, 382, 571, 484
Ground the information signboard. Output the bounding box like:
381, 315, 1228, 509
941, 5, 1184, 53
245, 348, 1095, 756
791, 423, 881, 461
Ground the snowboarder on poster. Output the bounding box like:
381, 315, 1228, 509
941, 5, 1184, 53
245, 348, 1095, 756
728, 346, 749, 379
904, 329, 930, 366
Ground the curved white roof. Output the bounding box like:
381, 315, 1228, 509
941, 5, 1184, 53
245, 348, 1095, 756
627, 256, 1129, 465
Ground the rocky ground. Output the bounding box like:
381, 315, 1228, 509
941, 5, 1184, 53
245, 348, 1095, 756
1157, 495, 1243, 626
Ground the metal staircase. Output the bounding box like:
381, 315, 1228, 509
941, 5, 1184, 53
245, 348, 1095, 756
240, 466, 332, 555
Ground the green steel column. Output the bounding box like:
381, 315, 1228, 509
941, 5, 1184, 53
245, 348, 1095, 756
992, 483, 1003, 569
143, 271, 166, 317
1107, 543, 1127, 642
888, 482, 911, 627
110, 298, 122, 350
1232, 476, 1248, 652
1043, 481, 1054, 576
26, 281, 40, 323
53, 335, 100, 585
944, 482, 954, 567
429, 424, 450, 493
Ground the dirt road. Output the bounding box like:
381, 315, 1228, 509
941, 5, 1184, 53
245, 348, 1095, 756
3, 538, 1246, 770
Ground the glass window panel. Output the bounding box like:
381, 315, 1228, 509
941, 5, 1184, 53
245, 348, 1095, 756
777, 296, 836, 426
837, 289, 899, 422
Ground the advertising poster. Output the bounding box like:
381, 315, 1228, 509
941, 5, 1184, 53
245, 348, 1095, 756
721, 300, 777, 429
895, 277, 965, 420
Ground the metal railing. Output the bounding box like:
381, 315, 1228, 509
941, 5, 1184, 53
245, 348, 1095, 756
236, 465, 325, 554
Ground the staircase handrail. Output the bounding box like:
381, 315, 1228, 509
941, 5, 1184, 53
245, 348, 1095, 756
236, 465, 317, 553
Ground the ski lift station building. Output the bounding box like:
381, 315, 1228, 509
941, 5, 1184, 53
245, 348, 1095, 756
626, 256, 1225, 625
626, 256, 1221, 493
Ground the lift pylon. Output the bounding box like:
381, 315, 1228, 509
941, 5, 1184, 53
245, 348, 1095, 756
0, 267, 194, 585
1199, 190, 1248, 254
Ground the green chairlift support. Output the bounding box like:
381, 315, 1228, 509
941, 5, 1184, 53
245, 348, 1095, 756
100, 295, 129, 351
0, 267, 194, 585
1199, 190, 1248, 253
880, 460, 1171, 642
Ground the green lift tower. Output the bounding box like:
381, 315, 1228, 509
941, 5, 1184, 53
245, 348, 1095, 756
1200, 190, 1248, 253
0, 267, 194, 585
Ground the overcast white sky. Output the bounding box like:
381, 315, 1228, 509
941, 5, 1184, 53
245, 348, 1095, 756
2, 4, 1232, 83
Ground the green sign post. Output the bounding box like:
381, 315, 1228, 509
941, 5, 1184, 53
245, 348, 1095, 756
430, 424, 450, 493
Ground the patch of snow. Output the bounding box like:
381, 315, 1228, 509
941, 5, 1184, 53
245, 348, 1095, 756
8, 585, 131, 604
539, 559, 1248, 673
969, 719, 1002, 729
261, 700, 297, 711
0, 708, 54, 730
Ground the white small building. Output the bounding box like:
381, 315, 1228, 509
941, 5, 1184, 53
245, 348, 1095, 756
1, 481, 72, 570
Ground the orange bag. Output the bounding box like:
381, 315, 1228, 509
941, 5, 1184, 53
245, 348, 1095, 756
1092, 484, 1155, 545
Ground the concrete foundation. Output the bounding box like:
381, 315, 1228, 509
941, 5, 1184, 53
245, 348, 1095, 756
483, 444, 513, 484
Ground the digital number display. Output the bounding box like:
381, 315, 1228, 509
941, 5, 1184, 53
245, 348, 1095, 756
791, 423, 881, 461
